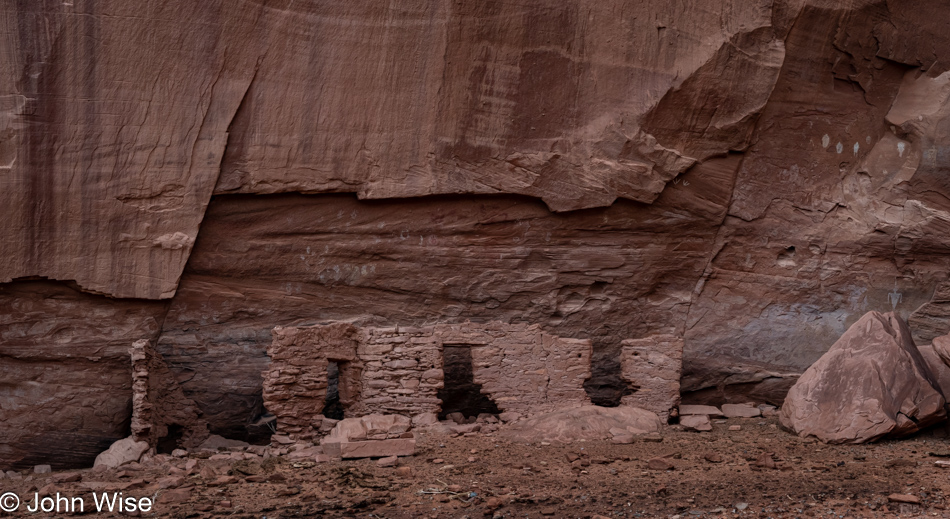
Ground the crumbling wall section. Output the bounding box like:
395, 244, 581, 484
130, 339, 209, 450
262, 323, 360, 437
446, 322, 592, 416
620, 334, 683, 421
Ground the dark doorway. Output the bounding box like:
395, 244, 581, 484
157, 424, 184, 454
322, 361, 344, 420
437, 345, 500, 420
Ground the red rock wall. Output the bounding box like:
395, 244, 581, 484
4, 0, 950, 468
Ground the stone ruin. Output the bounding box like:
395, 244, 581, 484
262, 321, 601, 439
261, 320, 690, 440
129, 339, 209, 452
93, 323, 685, 460
619, 334, 683, 421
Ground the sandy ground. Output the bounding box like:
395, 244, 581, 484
4, 416, 950, 518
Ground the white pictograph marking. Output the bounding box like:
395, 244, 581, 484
888, 285, 902, 309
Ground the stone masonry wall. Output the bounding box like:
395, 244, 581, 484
262, 323, 361, 437
263, 321, 593, 436
620, 334, 683, 421
446, 322, 592, 416
352, 327, 445, 419
130, 339, 208, 450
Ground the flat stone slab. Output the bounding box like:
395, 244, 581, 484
323, 438, 416, 459
722, 404, 761, 418
678, 405, 723, 417
680, 414, 712, 431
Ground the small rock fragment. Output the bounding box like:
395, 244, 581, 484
888, 493, 920, 504
498, 412, 522, 423
648, 457, 674, 471
158, 488, 192, 505
376, 455, 399, 468
704, 453, 722, 463
754, 452, 776, 469
680, 415, 712, 432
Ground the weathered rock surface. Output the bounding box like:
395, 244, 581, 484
161, 192, 720, 435
502, 405, 662, 443
780, 312, 946, 444
919, 339, 950, 405
0, 281, 165, 470
682, 2, 950, 401
3, 1, 950, 468
931, 334, 950, 373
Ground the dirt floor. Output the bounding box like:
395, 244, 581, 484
5, 416, 950, 518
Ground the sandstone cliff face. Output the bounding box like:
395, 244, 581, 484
3, 0, 950, 468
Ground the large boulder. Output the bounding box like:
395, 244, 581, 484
93, 437, 149, 469
779, 312, 945, 443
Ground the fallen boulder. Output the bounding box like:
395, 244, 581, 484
94, 437, 149, 469
779, 311, 946, 443
501, 405, 662, 443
